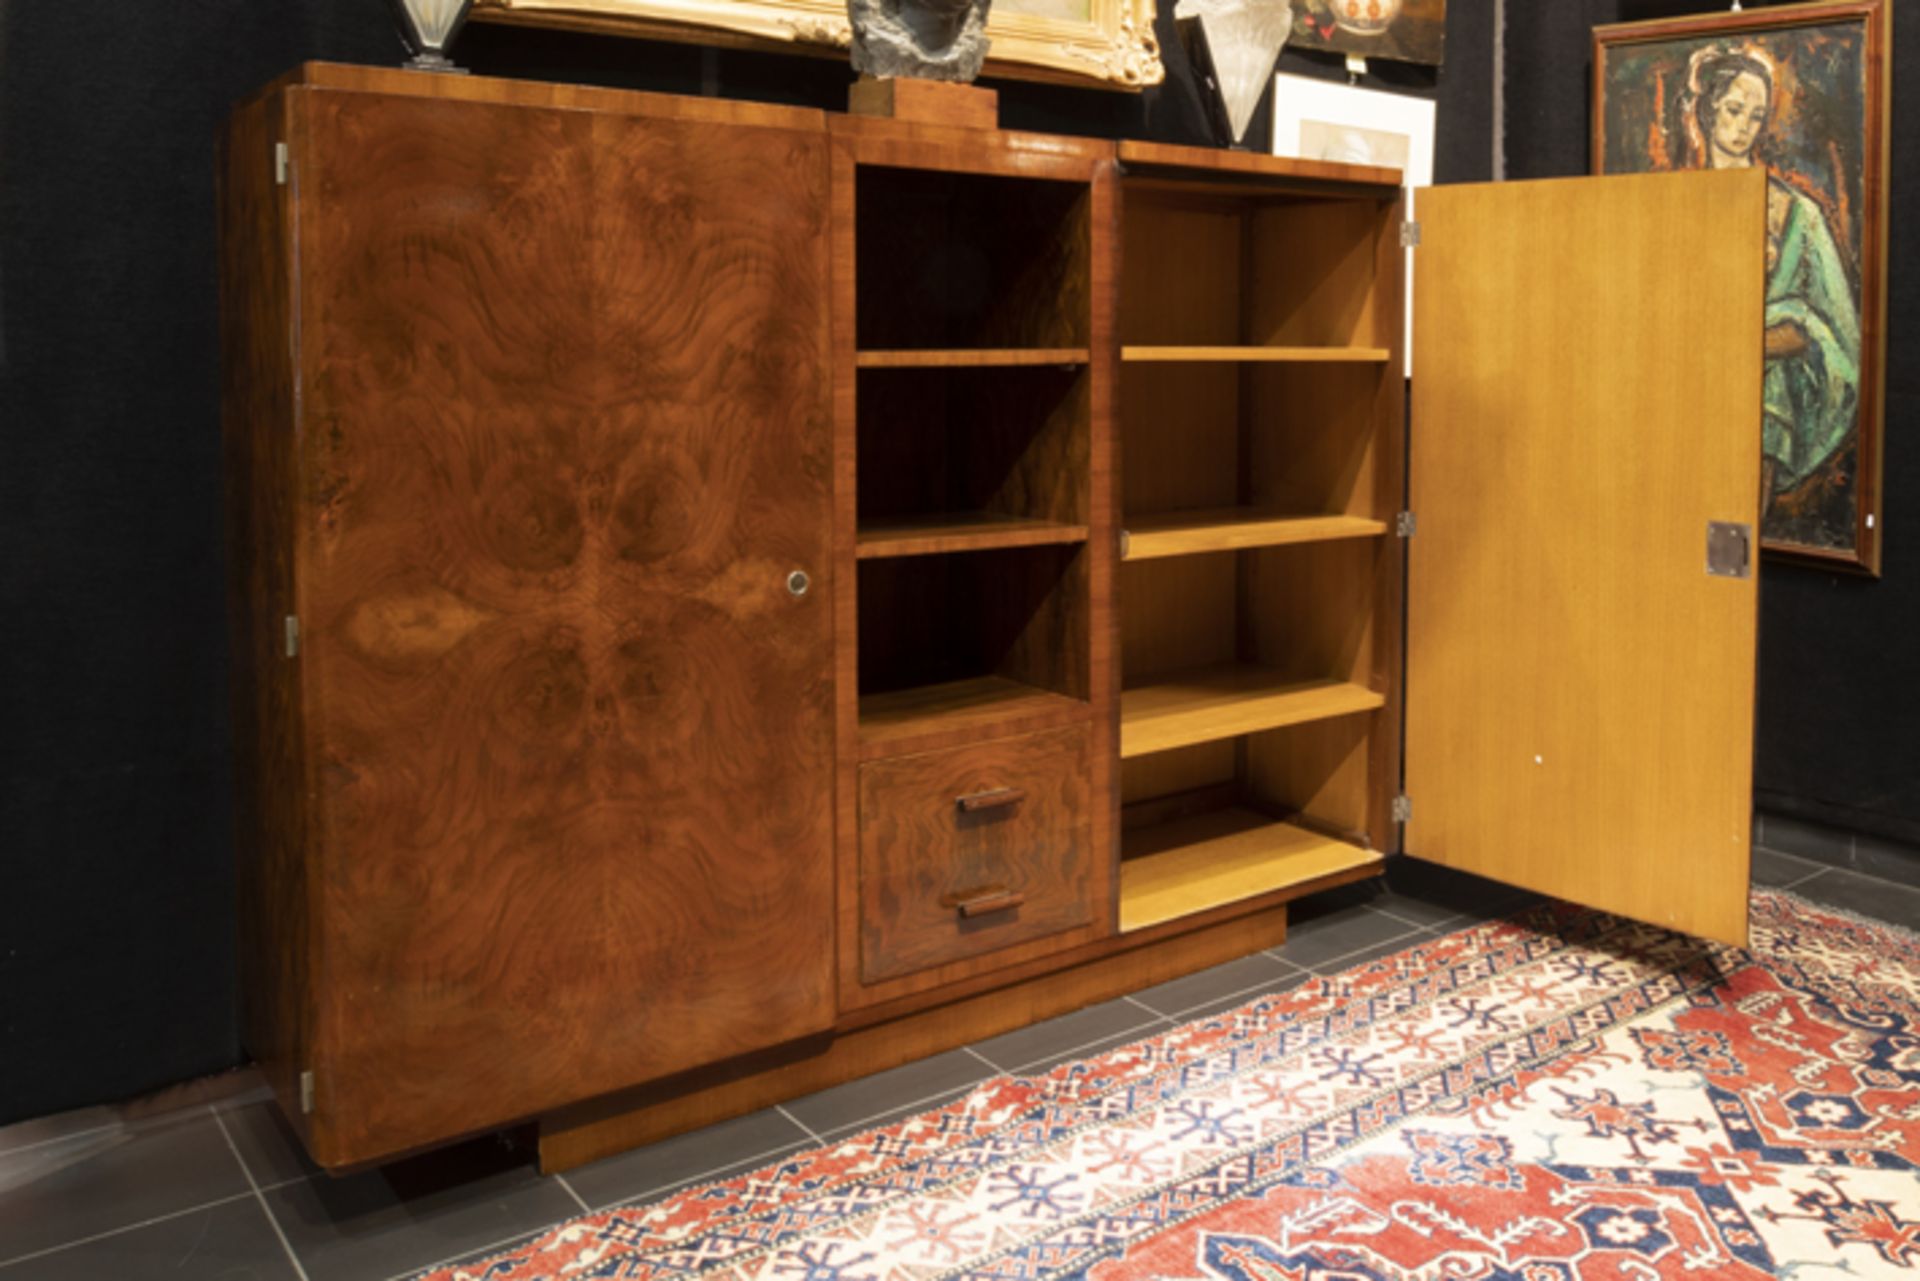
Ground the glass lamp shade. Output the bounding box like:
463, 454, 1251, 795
389, 0, 475, 72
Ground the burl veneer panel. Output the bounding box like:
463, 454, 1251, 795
291, 88, 836, 1166
858, 724, 1093, 983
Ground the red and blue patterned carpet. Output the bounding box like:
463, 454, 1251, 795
420, 890, 1920, 1279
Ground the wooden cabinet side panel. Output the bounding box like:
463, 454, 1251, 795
292, 90, 838, 1166
221, 88, 315, 1145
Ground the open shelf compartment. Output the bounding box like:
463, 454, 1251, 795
1122, 668, 1382, 758
1125, 510, 1386, 560
1117, 706, 1387, 932
1114, 535, 1393, 930
856, 165, 1091, 353
1120, 806, 1382, 933
856, 349, 1090, 368
858, 363, 1089, 558
858, 544, 1089, 751
1121, 346, 1390, 363
1118, 175, 1396, 354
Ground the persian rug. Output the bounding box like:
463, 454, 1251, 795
419, 890, 1920, 1279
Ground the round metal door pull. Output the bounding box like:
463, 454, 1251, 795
787, 570, 811, 597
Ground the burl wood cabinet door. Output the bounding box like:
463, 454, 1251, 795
288, 88, 835, 1165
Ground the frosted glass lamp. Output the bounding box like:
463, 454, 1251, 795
389, 0, 475, 72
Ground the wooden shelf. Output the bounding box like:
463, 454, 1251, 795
857, 513, 1090, 559
1119, 807, 1383, 932
1121, 345, 1390, 364
1121, 666, 1384, 758
1124, 509, 1387, 560
859, 676, 1090, 758
856, 349, 1091, 369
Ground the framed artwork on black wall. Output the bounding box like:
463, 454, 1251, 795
1594, 0, 1890, 575
469, 0, 1165, 86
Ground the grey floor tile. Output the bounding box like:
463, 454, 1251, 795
0, 1110, 252, 1265
1286, 879, 1385, 926
563, 1108, 812, 1211
1272, 905, 1424, 971
1790, 868, 1920, 932
1175, 965, 1313, 1023
0, 1106, 122, 1158
1129, 953, 1304, 1021
1751, 846, 1824, 889
599, 1140, 814, 1215
219, 1102, 321, 1189
783, 1050, 993, 1140
1305, 932, 1437, 977
211, 1080, 279, 1115
1005, 1025, 1174, 1077
1854, 831, 1920, 885
1756, 812, 1853, 867
260, 1135, 579, 1281
1380, 859, 1541, 924
0, 1195, 297, 1280
1365, 890, 1474, 930
817, 1087, 990, 1144
971, 999, 1166, 1073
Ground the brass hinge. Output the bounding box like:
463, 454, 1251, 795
1396, 511, 1417, 538
298, 1070, 315, 1115
1118, 529, 1131, 560
275, 142, 289, 186
1391, 794, 1412, 824
283, 615, 299, 658
1400, 220, 1421, 249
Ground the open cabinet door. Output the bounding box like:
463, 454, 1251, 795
1405, 169, 1765, 948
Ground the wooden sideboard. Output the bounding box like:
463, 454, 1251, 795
222, 63, 1765, 1172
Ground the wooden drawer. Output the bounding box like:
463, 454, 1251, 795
858, 724, 1094, 985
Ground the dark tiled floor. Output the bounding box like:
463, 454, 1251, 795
3, 849, 1913, 1280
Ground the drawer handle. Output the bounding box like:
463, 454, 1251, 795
952, 886, 1026, 919
956, 787, 1026, 814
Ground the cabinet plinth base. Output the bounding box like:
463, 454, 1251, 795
536, 902, 1292, 1173
848, 76, 999, 129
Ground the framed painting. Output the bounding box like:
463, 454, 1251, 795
1287, 0, 1446, 68
1594, 0, 1890, 574
1271, 74, 1432, 369
471, 0, 1165, 86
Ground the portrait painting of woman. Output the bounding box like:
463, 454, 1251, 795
1594, 1, 1888, 572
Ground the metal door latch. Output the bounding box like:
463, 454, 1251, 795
1706, 522, 1752, 578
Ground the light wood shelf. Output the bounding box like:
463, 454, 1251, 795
1121, 666, 1384, 758
1124, 509, 1388, 560
859, 675, 1090, 757
1120, 807, 1383, 932
857, 513, 1090, 559
856, 349, 1091, 369
1121, 345, 1390, 364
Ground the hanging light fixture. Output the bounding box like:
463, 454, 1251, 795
389, 0, 475, 73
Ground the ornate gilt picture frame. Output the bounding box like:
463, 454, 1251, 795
1593, 0, 1890, 574
472, 0, 1165, 87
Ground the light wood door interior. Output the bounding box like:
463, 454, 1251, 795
1115, 176, 1402, 932
1405, 169, 1766, 948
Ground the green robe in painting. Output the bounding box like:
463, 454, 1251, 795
1763, 177, 1859, 492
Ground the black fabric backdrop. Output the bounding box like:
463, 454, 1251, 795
0, 0, 1692, 1127
1504, 0, 1919, 848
